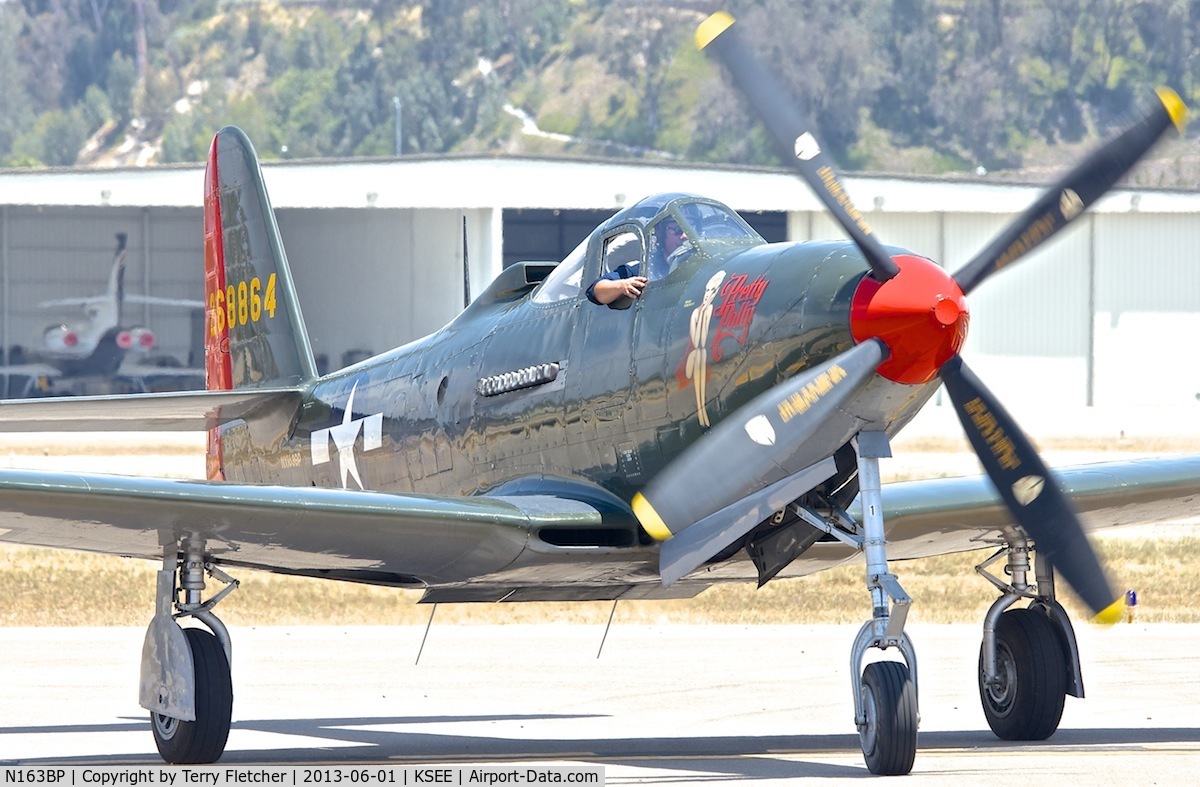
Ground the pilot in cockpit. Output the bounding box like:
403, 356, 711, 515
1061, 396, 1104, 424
650, 215, 696, 279
587, 208, 700, 307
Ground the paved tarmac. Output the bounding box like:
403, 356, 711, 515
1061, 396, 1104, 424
2, 622, 1199, 784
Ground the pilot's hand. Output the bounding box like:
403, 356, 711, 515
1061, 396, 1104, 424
622, 276, 648, 299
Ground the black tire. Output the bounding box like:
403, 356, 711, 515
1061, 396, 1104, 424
978, 607, 1067, 740
859, 660, 918, 776
151, 627, 233, 764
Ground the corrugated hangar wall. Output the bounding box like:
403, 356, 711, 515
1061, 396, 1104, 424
1, 205, 201, 367
0, 204, 494, 379
796, 209, 1200, 409
0, 197, 1196, 408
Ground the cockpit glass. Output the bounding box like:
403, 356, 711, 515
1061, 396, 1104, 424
530, 196, 763, 303
530, 236, 587, 304
680, 202, 760, 246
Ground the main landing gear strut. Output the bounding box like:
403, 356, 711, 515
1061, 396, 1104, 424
140, 536, 238, 764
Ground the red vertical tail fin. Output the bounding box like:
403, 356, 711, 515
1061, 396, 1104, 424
203, 127, 317, 478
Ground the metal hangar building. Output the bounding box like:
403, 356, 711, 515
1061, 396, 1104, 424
0, 153, 1196, 414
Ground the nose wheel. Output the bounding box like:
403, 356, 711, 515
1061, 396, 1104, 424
859, 660, 918, 776
795, 431, 923, 774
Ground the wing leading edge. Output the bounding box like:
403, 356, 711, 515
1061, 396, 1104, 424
0, 454, 1194, 591
0, 389, 302, 432
877, 454, 1200, 561
0, 467, 619, 586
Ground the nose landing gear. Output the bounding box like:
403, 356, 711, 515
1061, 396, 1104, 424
799, 431, 920, 775
850, 431, 919, 775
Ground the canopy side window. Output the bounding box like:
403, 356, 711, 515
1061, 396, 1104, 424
603, 231, 645, 276
592, 228, 648, 311
530, 237, 588, 304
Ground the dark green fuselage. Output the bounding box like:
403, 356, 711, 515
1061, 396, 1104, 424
221, 236, 933, 532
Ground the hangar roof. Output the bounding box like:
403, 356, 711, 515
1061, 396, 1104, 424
0, 154, 1197, 215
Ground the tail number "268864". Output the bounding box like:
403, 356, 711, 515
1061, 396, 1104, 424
209, 273, 278, 335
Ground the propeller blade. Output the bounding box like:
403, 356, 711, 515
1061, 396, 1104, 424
658, 456, 837, 587
634, 338, 886, 541
940, 355, 1122, 622
696, 12, 900, 282
954, 88, 1188, 295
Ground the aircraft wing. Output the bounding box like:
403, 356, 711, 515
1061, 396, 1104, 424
0, 363, 62, 378
0, 469, 607, 587
875, 455, 1200, 560
38, 295, 203, 310
119, 363, 207, 381
0, 388, 302, 431
0, 450, 1193, 593
38, 296, 99, 309
125, 294, 205, 309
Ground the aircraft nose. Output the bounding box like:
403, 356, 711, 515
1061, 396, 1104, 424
849, 254, 969, 384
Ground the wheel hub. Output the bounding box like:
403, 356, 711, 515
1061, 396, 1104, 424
983, 643, 1017, 713
153, 712, 179, 741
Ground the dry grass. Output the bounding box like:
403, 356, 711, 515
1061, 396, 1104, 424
2, 536, 1196, 627
1, 435, 1196, 628
893, 434, 1200, 455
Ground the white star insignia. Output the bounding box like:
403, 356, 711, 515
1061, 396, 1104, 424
310, 382, 383, 489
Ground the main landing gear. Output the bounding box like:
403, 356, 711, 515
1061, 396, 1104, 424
790, 432, 1088, 774
976, 538, 1081, 741
140, 536, 239, 764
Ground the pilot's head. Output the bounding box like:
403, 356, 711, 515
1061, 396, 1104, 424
659, 219, 687, 255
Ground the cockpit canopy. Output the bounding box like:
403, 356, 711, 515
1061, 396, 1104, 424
533, 194, 764, 304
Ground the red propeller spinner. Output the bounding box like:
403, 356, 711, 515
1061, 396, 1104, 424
849, 254, 969, 385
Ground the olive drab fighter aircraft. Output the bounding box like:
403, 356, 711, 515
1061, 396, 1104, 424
0, 11, 1198, 775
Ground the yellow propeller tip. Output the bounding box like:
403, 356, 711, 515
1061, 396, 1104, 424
696, 11, 736, 51
632, 493, 673, 541
1092, 597, 1127, 626
1156, 87, 1189, 133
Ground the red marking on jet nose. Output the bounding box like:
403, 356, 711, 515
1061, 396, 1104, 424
850, 254, 969, 384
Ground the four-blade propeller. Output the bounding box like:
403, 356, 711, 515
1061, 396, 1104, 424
636, 11, 1187, 622
695, 12, 900, 283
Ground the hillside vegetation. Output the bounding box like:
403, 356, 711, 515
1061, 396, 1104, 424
2, 1, 1198, 185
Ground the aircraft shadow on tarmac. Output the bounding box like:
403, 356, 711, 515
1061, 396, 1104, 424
5, 715, 1200, 779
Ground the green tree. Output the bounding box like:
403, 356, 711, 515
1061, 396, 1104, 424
871, 0, 940, 148
81, 83, 112, 130
269, 67, 340, 158
107, 51, 136, 121
0, 5, 35, 158
13, 107, 88, 166
930, 0, 1025, 168
736, 0, 889, 165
